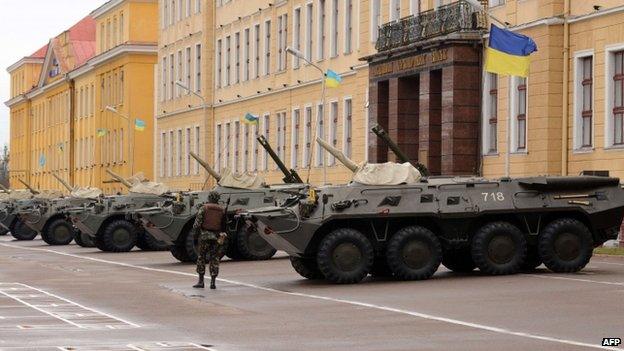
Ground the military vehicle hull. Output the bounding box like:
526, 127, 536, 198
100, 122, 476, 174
1, 199, 38, 241
246, 176, 624, 284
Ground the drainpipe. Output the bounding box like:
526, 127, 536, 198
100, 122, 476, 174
561, 0, 570, 175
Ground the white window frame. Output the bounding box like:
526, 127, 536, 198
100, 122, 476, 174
303, 104, 313, 168
390, 0, 400, 22
215, 123, 222, 172
195, 43, 202, 92
234, 121, 240, 173
243, 123, 249, 172
317, 0, 326, 61
168, 130, 174, 177
186, 127, 191, 175
305, 2, 314, 62
264, 20, 271, 76
410, 0, 420, 15
315, 102, 325, 167
344, 0, 353, 54
604, 44, 624, 148
481, 72, 499, 155
216, 39, 222, 88
329, 100, 338, 165
252, 122, 259, 171
194, 125, 200, 174
235, 32, 240, 84
330, 0, 339, 58
277, 112, 286, 169
185, 46, 192, 94
573, 50, 594, 151
243, 28, 250, 81
371, 0, 381, 43
343, 97, 353, 158
293, 7, 302, 69
262, 113, 270, 170
254, 23, 261, 79
509, 76, 528, 153
225, 36, 231, 86
177, 128, 183, 176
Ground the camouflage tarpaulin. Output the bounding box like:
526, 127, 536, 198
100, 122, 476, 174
352, 162, 422, 185
219, 168, 266, 189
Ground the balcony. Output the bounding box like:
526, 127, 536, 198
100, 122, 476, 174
375, 0, 486, 52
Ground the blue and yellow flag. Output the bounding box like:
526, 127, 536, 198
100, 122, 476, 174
485, 25, 537, 77
135, 118, 146, 132
57, 143, 64, 154
243, 113, 259, 125
325, 69, 342, 88
38, 154, 46, 167
96, 128, 108, 137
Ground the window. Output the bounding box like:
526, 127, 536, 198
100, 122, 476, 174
263, 114, 270, 170
305, 3, 314, 61
254, 24, 261, 78
225, 36, 231, 86
264, 21, 271, 75
195, 44, 202, 92
614, 51, 624, 145
304, 106, 312, 167
317, 0, 326, 60
291, 108, 300, 168
119, 129, 124, 162
489, 0, 505, 7
331, 0, 339, 57
329, 101, 338, 165
163, 0, 169, 29
511, 77, 527, 151
277, 112, 286, 167
225, 123, 231, 169
169, 130, 174, 176
315, 103, 325, 166
410, 0, 420, 15
195, 126, 200, 174
185, 47, 192, 92
577, 56, 593, 148
278, 15, 288, 71
390, 0, 400, 21
243, 123, 249, 172
195, 0, 201, 13
162, 57, 167, 101
344, 0, 353, 54
252, 123, 259, 171
216, 124, 222, 172
243, 28, 250, 81
216, 39, 222, 88
344, 98, 353, 158
177, 129, 183, 176
113, 17, 118, 46
161, 133, 167, 176
169, 53, 175, 99
177, 0, 183, 21
177, 51, 183, 97
483, 73, 498, 154
293, 8, 301, 69
234, 121, 240, 173
185, 0, 191, 17
172, 0, 176, 24
234, 32, 240, 83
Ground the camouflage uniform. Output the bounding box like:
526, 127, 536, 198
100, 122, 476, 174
193, 204, 226, 277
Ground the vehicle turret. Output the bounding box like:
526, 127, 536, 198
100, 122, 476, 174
371, 124, 429, 176
190, 151, 222, 182
257, 135, 303, 184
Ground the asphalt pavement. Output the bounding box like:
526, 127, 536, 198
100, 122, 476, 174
0, 236, 623, 351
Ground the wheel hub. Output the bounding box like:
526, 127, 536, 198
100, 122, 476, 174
487, 235, 516, 264
554, 232, 581, 261
332, 242, 362, 272
53, 225, 71, 242
402, 240, 431, 269
112, 228, 131, 246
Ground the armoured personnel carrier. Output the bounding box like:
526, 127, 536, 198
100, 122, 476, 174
67, 170, 171, 252
17, 174, 102, 246
132, 137, 304, 263
0, 181, 41, 241
244, 137, 624, 284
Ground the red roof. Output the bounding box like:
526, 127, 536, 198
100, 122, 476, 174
29, 45, 48, 59
63, 16, 97, 69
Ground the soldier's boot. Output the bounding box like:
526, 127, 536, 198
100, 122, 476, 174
210, 275, 217, 290
193, 274, 205, 289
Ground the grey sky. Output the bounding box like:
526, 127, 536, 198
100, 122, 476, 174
0, 0, 106, 149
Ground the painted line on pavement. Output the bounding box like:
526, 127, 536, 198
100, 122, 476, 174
592, 260, 624, 266
526, 274, 624, 287
0, 242, 619, 350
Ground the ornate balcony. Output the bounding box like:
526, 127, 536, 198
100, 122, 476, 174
375, 0, 486, 52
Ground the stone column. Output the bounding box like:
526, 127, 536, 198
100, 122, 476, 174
419, 71, 442, 175
368, 80, 389, 163
388, 76, 419, 163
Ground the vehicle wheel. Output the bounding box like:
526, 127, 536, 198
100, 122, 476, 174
316, 228, 374, 284
11, 220, 38, 241
521, 245, 542, 271
99, 220, 137, 252
237, 225, 276, 260
74, 230, 95, 248
183, 231, 199, 263
471, 222, 527, 275
442, 248, 476, 273
225, 230, 244, 260
170, 243, 192, 263
386, 226, 442, 281
136, 230, 170, 251
290, 256, 324, 280
538, 218, 593, 273
0, 228, 8, 236
42, 219, 74, 246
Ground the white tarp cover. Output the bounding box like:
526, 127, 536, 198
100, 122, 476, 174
0, 193, 10, 201
71, 187, 103, 198
219, 168, 266, 189
130, 182, 170, 195
9, 190, 34, 200
35, 190, 64, 199
352, 162, 422, 185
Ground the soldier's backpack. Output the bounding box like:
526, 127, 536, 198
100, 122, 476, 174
201, 203, 225, 232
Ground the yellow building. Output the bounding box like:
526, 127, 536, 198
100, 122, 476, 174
6, 0, 158, 194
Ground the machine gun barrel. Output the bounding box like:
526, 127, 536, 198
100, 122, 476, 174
105, 169, 134, 189
52, 173, 75, 192
190, 151, 222, 182
257, 136, 303, 184
316, 137, 359, 173
18, 179, 40, 195
371, 124, 429, 176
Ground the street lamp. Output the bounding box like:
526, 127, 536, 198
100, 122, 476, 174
176, 81, 208, 184
285, 46, 327, 184
105, 105, 134, 175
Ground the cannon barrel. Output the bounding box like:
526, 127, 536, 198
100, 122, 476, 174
105, 169, 134, 189
190, 151, 222, 182
316, 137, 359, 173
0, 183, 9, 192
52, 173, 75, 192
18, 179, 40, 195
257, 136, 303, 184
371, 124, 429, 176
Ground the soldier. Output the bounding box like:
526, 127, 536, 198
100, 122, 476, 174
192, 191, 227, 289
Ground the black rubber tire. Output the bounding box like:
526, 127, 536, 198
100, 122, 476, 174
442, 248, 476, 273
0, 228, 8, 236
236, 225, 276, 261
225, 230, 244, 260
184, 231, 199, 262
290, 256, 324, 280
170, 243, 193, 263
74, 230, 95, 248
42, 219, 74, 246
538, 218, 593, 273
136, 230, 170, 251
98, 220, 137, 252
521, 245, 542, 271
386, 226, 442, 281
11, 220, 38, 241
316, 228, 374, 284
471, 222, 527, 275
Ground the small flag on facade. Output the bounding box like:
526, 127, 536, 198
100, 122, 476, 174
325, 69, 342, 88
96, 128, 108, 137
38, 154, 46, 167
135, 118, 146, 132
243, 113, 260, 125
485, 24, 537, 78
57, 143, 64, 154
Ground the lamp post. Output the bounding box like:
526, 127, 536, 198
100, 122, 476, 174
105, 106, 134, 175
176, 81, 208, 185
286, 47, 327, 184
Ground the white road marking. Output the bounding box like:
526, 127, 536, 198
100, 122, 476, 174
592, 260, 624, 266
0, 286, 84, 328
0, 243, 621, 350
526, 274, 624, 287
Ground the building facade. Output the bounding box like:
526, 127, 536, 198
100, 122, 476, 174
6, 0, 158, 194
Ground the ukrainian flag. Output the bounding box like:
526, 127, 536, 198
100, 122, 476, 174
485, 25, 537, 78
243, 113, 259, 125
135, 119, 146, 132
96, 128, 108, 137
325, 69, 342, 88
38, 154, 46, 167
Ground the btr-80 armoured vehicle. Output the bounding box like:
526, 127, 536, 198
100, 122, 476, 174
67, 170, 171, 252
244, 137, 624, 284
132, 136, 305, 263
17, 174, 102, 246
0, 181, 43, 241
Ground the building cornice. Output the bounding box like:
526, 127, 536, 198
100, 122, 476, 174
91, 0, 156, 19
89, 43, 158, 67
481, 17, 564, 38
4, 95, 27, 108
28, 75, 69, 99
156, 105, 209, 119
568, 5, 624, 24
6, 58, 45, 74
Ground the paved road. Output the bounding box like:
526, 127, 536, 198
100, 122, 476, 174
0, 236, 622, 351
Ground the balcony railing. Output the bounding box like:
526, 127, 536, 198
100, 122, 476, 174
376, 0, 485, 52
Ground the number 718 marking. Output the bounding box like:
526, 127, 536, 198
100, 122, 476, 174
482, 192, 505, 202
